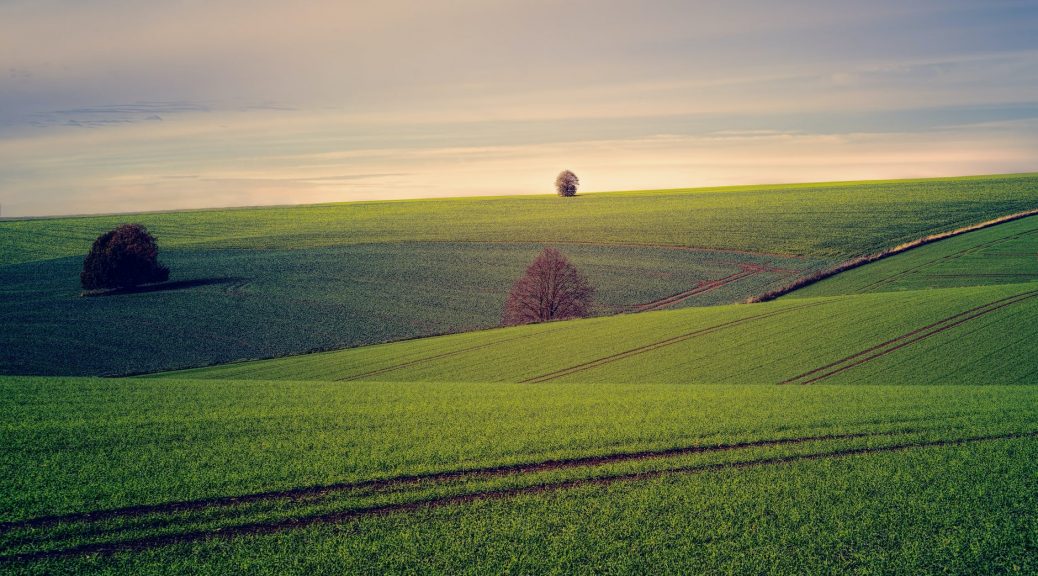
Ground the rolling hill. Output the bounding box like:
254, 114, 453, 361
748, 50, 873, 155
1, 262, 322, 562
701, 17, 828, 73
2, 173, 1037, 376
2, 175, 1038, 573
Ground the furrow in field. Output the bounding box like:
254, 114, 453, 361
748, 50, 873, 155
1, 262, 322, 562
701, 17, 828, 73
522, 300, 829, 383
4, 430, 1034, 563
630, 265, 763, 312
335, 325, 571, 381
0, 426, 905, 532
780, 288, 1038, 385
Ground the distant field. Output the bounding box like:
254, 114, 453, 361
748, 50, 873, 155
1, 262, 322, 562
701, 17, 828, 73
3, 174, 1038, 266
792, 213, 1038, 297
169, 215, 1038, 387
0, 242, 820, 376
2, 377, 1035, 572
1, 173, 1036, 376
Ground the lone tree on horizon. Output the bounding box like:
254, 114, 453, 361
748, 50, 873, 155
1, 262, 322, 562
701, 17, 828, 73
555, 170, 579, 197
503, 247, 594, 326
81, 224, 170, 291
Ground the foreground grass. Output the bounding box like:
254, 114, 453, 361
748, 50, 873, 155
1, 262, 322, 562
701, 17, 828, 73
166, 282, 1038, 385
3, 378, 1035, 525
1, 379, 1033, 574
17, 439, 1036, 575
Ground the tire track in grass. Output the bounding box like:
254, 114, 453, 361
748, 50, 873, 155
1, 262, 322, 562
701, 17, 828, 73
4, 430, 1035, 562
522, 300, 829, 383
0, 426, 904, 534
780, 288, 1038, 385
335, 324, 575, 381
629, 265, 764, 312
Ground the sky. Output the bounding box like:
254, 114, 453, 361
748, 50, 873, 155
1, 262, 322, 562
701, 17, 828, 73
1, 0, 1037, 217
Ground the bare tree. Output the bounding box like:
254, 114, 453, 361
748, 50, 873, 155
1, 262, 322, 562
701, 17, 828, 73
555, 170, 579, 197
503, 247, 594, 326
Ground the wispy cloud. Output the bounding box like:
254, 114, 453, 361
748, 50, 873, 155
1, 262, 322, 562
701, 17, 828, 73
1, 0, 1037, 215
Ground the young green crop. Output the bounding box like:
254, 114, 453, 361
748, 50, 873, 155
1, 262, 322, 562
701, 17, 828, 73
3, 173, 1037, 267
3, 174, 1035, 377
166, 282, 1038, 385
2, 378, 1034, 574
48, 437, 1030, 575
3, 377, 1035, 525
792, 214, 1038, 297
3, 243, 817, 376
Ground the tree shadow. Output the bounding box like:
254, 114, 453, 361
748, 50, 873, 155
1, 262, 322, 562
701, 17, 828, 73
81, 277, 247, 297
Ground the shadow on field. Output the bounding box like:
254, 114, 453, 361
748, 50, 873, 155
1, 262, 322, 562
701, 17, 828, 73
81, 277, 247, 297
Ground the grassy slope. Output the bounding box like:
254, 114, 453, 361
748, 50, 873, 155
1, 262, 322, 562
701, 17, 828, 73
3, 243, 818, 376
2, 173, 1036, 377
3, 174, 1038, 266
30, 439, 1037, 575
169, 211, 1038, 386
166, 282, 1038, 385
791, 213, 1038, 297
5, 176, 1038, 572
9, 378, 1029, 522
1, 376, 1035, 573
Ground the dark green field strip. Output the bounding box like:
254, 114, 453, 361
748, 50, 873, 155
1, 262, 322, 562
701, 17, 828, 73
6, 242, 808, 377
781, 287, 1038, 385
3, 429, 1034, 564
522, 300, 828, 383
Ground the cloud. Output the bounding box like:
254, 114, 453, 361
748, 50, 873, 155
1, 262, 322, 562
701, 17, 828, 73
1, 1, 1037, 215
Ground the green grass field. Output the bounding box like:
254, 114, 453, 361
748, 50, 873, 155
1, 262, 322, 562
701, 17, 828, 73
791, 214, 1038, 297
2, 173, 1036, 376
4, 174, 1038, 266
1, 378, 1035, 573
2, 175, 1038, 574
164, 282, 1038, 385
1, 243, 819, 376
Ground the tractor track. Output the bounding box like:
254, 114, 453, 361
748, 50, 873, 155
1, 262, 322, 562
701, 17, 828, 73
521, 300, 829, 383
780, 288, 1038, 385
4, 430, 1034, 563
630, 264, 774, 312
335, 324, 573, 381
0, 426, 906, 533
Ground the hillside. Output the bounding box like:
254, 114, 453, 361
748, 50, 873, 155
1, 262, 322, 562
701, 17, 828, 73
790, 213, 1038, 297
4, 189, 1038, 572
3, 174, 1038, 266
2, 173, 1037, 376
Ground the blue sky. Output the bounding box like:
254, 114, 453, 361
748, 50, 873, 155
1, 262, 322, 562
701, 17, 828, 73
1, 0, 1037, 216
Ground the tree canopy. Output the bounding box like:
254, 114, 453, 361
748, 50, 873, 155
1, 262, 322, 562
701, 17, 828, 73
502, 247, 594, 325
